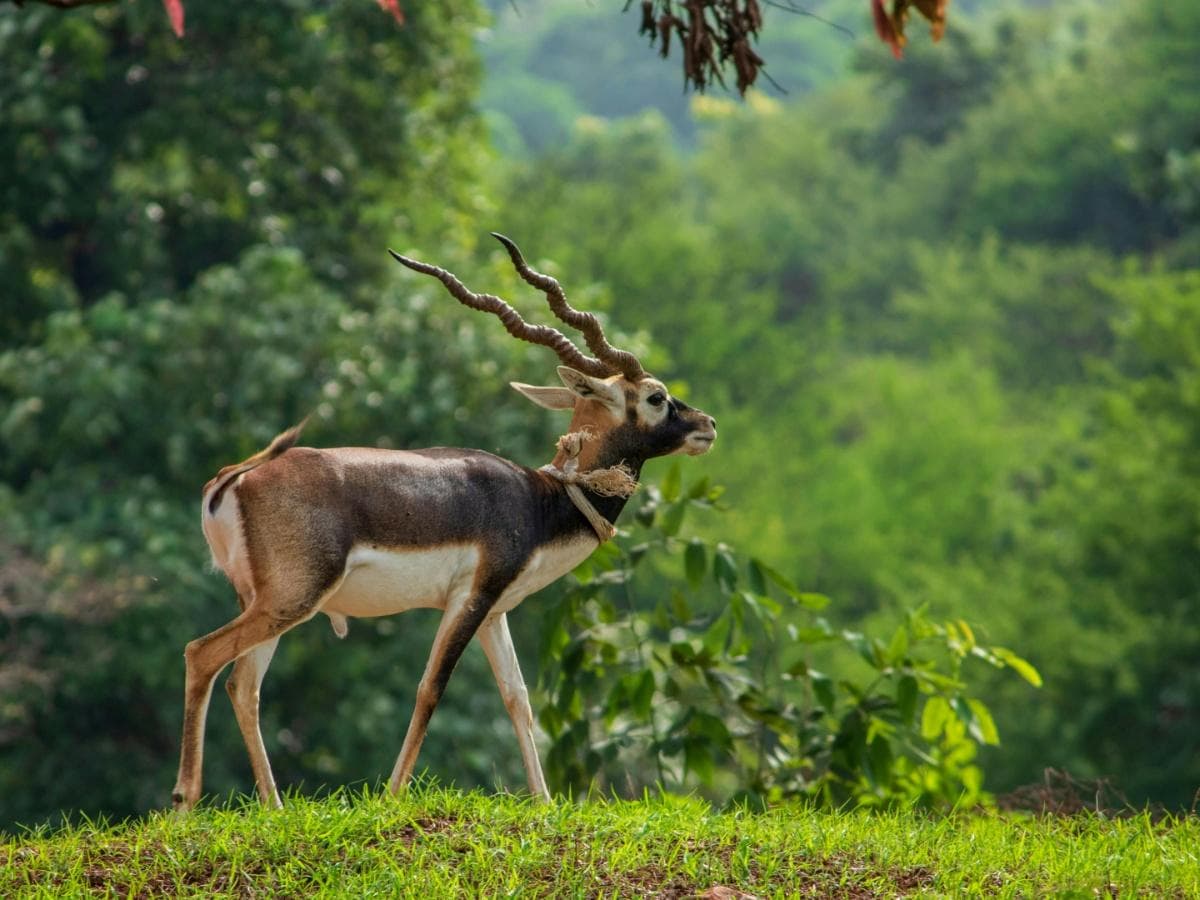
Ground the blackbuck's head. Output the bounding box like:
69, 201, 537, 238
389, 234, 716, 472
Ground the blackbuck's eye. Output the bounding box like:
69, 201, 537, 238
647, 392, 666, 407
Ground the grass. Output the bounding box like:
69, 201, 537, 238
2, 788, 1199, 897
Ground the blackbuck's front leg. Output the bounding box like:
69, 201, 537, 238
477, 612, 550, 801
388, 594, 494, 794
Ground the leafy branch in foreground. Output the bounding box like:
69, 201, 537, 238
536, 465, 1041, 809
4, 0, 405, 37
630, 0, 953, 95
12, 0, 946, 92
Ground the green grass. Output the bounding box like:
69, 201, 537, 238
2, 788, 1198, 897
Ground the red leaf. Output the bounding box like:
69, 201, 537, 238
376, 0, 405, 26
870, 0, 902, 58
913, 0, 949, 42
163, 0, 184, 38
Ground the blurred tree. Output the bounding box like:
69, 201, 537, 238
0, 0, 570, 829
887, 239, 1119, 390
0, 0, 485, 344
879, 0, 1199, 254
1039, 269, 1200, 801
485, 0, 1200, 809
850, 23, 1000, 157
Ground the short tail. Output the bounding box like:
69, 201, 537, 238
204, 419, 308, 515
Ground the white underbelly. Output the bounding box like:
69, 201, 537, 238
320, 535, 598, 621
491, 535, 598, 614
322, 544, 481, 618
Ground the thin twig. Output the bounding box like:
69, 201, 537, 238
762, 0, 855, 39
756, 65, 788, 94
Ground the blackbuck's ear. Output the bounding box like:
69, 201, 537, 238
510, 382, 578, 410
556, 366, 624, 415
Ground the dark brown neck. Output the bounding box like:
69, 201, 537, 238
576, 438, 648, 528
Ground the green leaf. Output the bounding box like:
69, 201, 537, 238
684, 539, 707, 589
571, 556, 595, 584
661, 462, 682, 502
703, 610, 732, 657
866, 715, 895, 745
868, 734, 894, 786
953, 696, 996, 745
795, 626, 837, 644
741, 590, 782, 619
912, 669, 965, 692
887, 625, 909, 664
747, 559, 768, 596
812, 672, 836, 714
757, 561, 802, 598
714, 546, 738, 594
956, 619, 976, 650
684, 740, 717, 785
896, 675, 918, 725
670, 588, 691, 623
967, 699, 1000, 745
692, 711, 734, 748
993, 647, 1043, 687
686, 476, 711, 500
632, 670, 656, 718
842, 631, 880, 668
590, 539, 622, 570
604, 679, 629, 726
670, 640, 701, 667
797, 592, 831, 611
921, 696, 951, 741
659, 501, 686, 537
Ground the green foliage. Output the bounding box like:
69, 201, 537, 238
535, 467, 1039, 809
850, 23, 1003, 154
477, 0, 861, 150
875, 1, 1200, 252
0, 0, 486, 343
1004, 268, 1200, 802
888, 240, 1119, 389
491, 0, 1200, 810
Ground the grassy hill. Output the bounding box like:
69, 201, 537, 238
3, 788, 1197, 896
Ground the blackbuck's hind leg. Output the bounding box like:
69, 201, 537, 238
477, 613, 551, 801
225, 637, 282, 808
388, 596, 493, 794
172, 606, 301, 812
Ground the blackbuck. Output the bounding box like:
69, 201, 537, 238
171, 234, 717, 811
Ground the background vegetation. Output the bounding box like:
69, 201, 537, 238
2, 0, 1198, 829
